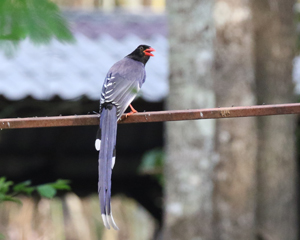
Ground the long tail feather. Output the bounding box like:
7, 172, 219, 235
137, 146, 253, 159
98, 104, 118, 230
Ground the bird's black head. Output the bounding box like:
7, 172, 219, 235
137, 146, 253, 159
127, 45, 155, 65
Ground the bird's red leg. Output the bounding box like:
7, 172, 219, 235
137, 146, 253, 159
125, 104, 138, 118
129, 104, 138, 113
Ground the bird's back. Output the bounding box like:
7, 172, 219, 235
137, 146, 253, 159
100, 57, 146, 119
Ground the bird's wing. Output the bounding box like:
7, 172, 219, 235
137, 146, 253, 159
100, 72, 141, 119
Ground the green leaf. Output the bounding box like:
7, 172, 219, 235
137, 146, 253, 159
0, 177, 6, 190
130, 87, 139, 94
0, 177, 13, 194
13, 180, 31, 190
0, 193, 22, 204
0, 177, 5, 185
139, 148, 164, 173
139, 148, 165, 185
3, 196, 22, 204
0, 0, 75, 56
13, 180, 35, 195
0, 192, 5, 201
0, 232, 5, 239
49, 179, 71, 190
37, 185, 57, 198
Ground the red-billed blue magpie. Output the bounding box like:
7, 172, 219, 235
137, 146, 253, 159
95, 45, 155, 230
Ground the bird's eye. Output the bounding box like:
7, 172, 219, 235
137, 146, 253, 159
139, 46, 144, 51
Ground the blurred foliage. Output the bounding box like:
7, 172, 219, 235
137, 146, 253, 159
139, 148, 164, 185
0, 177, 70, 239
0, 0, 74, 56
0, 177, 71, 203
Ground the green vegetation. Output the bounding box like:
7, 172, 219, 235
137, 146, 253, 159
0, 0, 74, 56
0, 177, 71, 203
0, 177, 71, 239
139, 148, 164, 185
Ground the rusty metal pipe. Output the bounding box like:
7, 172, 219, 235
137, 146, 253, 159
0, 103, 299, 129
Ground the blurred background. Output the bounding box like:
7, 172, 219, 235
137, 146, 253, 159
0, 0, 299, 239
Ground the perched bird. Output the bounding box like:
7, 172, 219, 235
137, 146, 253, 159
95, 45, 155, 230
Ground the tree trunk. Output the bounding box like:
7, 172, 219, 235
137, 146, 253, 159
164, 1, 215, 239
251, 0, 297, 239
213, 0, 257, 239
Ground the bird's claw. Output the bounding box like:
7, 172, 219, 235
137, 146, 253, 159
125, 104, 138, 118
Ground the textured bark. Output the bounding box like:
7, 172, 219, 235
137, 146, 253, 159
213, 0, 257, 239
251, 1, 298, 239
164, 1, 216, 240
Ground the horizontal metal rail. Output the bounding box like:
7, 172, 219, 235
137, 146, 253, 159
0, 103, 299, 129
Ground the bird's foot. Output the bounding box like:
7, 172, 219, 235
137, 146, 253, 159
125, 104, 138, 118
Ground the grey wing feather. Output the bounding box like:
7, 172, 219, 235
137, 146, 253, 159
101, 73, 140, 119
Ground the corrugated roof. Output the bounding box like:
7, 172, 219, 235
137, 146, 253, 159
0, 11, 299, 102
66, 11, 167, 39
0, 12, 169, 102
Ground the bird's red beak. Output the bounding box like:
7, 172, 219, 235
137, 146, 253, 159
144, 47, 155, 57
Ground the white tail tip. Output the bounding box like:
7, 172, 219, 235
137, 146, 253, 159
101, 212, 119, 230
107, 212, 119, 230
101, 214, 110, 229
112, 156, 116, 169
95, 139, 101, 151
